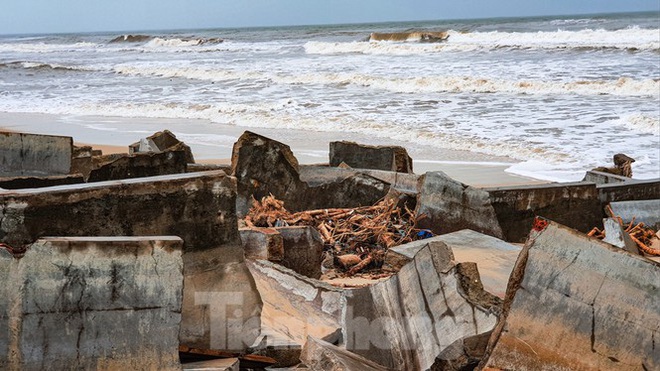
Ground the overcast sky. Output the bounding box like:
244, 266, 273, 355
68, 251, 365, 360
1, 0, 658, 35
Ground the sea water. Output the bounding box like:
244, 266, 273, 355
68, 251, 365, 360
0, 11, 658, 181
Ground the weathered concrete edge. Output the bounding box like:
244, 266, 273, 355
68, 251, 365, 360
479, 218, 660, 369
0, 170, 227, 196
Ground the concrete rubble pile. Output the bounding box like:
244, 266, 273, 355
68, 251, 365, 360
1, 128, 658, 370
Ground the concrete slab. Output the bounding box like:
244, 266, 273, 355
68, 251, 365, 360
482, 220, 660, 370
583, 170, 630, 184
485, 181, 602, 242
436, 229, 522, 298
0, 237, 183, 370
87, 150, 188, 182
240, 227, 284, 261
276, 226, 324, 279
0, 171, 262, 352
347, 237, 500, 370
232, 131, 389, 215
181, 358, 239, 371
0, 131, 72, 177
247, 260, 344, 346
415, 171, 503, 239
0, 171, 237, 251
609, 199, 660, 230
300, 165, 419, 194
300, 336, 391, 371
602, 218, 639, 254
180, 245, 262, 352
597, 178, 660, 203
329, 141, 413, 173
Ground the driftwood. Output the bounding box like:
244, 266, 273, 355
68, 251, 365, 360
245, 195, 430, 276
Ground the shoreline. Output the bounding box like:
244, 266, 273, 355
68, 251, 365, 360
0, 111, 544, 187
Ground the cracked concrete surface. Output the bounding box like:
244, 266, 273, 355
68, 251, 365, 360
0, 237, 184, 370
482, 221, 660, 371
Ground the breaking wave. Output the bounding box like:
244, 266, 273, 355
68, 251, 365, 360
113, 65, 660, 97
144, 37, 224, 48
0, 61, 94, 72
109, 34, 153, 43
0, 42, 99, 53
368, 31, 449, 42
307, 27, 660, 54
618, 114, 660, 134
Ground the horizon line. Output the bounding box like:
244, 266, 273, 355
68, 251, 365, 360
0, 9, 657, 38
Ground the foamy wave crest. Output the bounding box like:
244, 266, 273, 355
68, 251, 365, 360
0, 61, 96, 72
109, 34, 153, 43
113, 65, 264, 81
144, 37, 224, 48
618, 114, 660, 134
112, 63, 660, 97
449, 27, 660, 51
304, 41, 455, 55
0, 42, 100, 53
307, 27, 660, 54
289, 74, 659, 97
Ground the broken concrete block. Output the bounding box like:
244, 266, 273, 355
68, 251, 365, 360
250, 327, 303, 368
181, 358, 239, 371
0, 174, 85, 190
597, 178, 660, 203
299, 172, 390, 212
0, 131, 72, 177
436, 229, 521, 298
247, 260, 345, 346
240, 226, 324, 279
187, 163, 232, 174
583, 170, 631, 184
87, 150, 188, 182
0, 237, 183, 370
431, 331, 491, 371
329, 141, 413, 173
240, 227, 284, 261
181, 246, 262, 352
231, 131, 390, 215
602, 218, 639, 254
482, 220, 660, 370
0, 171, 237, 250
231, 131, 304, 213
277, 226, 324, 279
416, 172, 604, 242
300, 336, 391, 371
300, 165, 418, 194
0, 171, 262, 353
347, 237, 500, 370
609, 199, 660, 230
129, 129, 195, 164
485, 182, 603, 242
415, 171, 503, 238
71, 145, 95, 178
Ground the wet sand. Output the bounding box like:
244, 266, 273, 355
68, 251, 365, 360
0, 112, 545, 187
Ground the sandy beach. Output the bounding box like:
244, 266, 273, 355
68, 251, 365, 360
0, 112, 545, 187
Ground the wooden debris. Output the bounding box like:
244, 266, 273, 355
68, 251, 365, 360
245, 195, 430, 276
591, 205, 660, 256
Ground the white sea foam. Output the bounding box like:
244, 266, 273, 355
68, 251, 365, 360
145, 37, 209, 48
112, 64, 660, 97
305, 27, 660, 54
617, 114, 660, 134
0, 42, 99, 53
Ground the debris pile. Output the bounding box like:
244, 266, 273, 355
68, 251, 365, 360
245, 195, 429, 276
587, 204, 660, 256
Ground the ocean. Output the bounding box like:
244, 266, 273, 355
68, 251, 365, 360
0, 11, 658, 181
